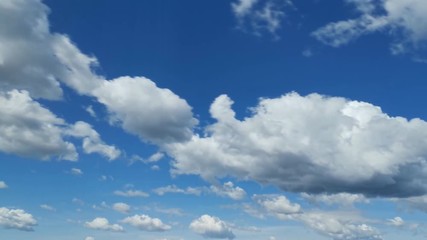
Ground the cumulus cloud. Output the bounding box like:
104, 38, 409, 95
114, 190, 149, 198
0, 90, 77, 160
169, 93, 427, 198
0, 0, 102, 100
84, 217, 123, 232
153, 185, 202, 196
92, 76, 197, 145
254, 195, 301, 217
299, 212, 382, 240
0, 207, 37, 231
0, 181, 7, 189
301, 193, 369, 207
210, 182, 246, 200
65, 121, 121, 160
121, 214, 171, 232
189, 215, 235, 239
231, 0, 293, 37
112, 202, 131, 214
313, 0, 427, 54
253, 195, 382, 240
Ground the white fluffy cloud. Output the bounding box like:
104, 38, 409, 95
65, 121, 121, 160
0, 207, 37, 231
84, 217, 123, 232
189, 215, 235, 239
254, 195, 301, 217
301, 193, 369, 207
70, 168, 83, 176
0, 90, 77, 160
210, 182, 246, 200
231, 0, 292, 36
153, 185, 202, 196
112, 202, 131, 214
0, 181, 7, 189
387, 216, 404, 227
168, 93, 427, 197
313, 0, 427, 53
121, 214, 171, 232
0, 0, 102, 100
92, 76, 197, 145
114, 190, 150, 198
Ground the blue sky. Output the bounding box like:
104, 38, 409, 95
1, 0, 427, 239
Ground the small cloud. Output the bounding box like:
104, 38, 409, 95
121, 214, 171, 232
0, 181, 8, 189
210, 182, 246, 200
85, 105, 97, 118
112, 202, 131, 214
70, 168, 83, 176
40, 204, 56, 212
114, 190, 149, 198
85, 237, 95, 240
302, 48, 313, 57
151, 165, 160, 171
387, 217, 404, 227
85, 217, 124, 232
153, 185, 203, 196
189, 214, 235, 239
72, 198, 85, 206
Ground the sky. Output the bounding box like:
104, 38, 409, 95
1, 0, 427, 239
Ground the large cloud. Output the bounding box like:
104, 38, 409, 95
0, 0, 102, 100
168, 93, 427, 197
92, 76, 197, 145
189, 215, 235, 239
0, 90, 77, 160
0, 207, 37, 231
312, 0, 427, 54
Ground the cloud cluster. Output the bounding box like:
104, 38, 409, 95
251, 195, 382, 240
114, 189, 150, 198
85, 217, 124, 232
0, 207, 37, 231
153, 185, 202, 196
0, 0, 197, 161
169, 93, 427, 198
121, 214, 171, 232
189, 215, 235, 239
313, 0, 427, 54
301, 193, 369, 207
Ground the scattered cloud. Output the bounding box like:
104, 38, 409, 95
210, 182, 246, 200
254, 195, 301, 218
189, 214, 235, 239
0, 207, 37, 231
387, 216, 404, 227
231, 0, 293, 37
70, 168, 83, 176
313, 0, 427, 54
169, 93, 427, 198
0, 181, 7, 189
153, 185, 203, 196
301, 193, 369, 207
121, 214, 171, 232
394, 195, 427, 212
85, 105, 97, 118
112, 202, 131, 214
40, 204, 56, 212
85, 217, 124, 232
114, 190, 149, 198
